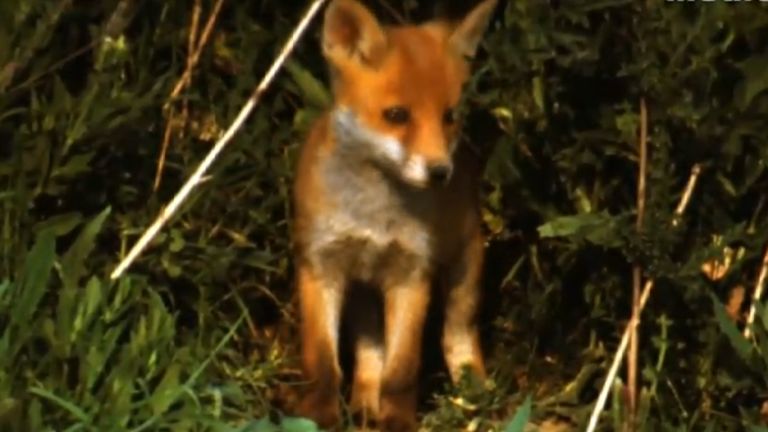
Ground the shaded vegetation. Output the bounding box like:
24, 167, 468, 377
2, 0, 768, 431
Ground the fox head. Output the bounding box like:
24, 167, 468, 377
321, 0, 497, 188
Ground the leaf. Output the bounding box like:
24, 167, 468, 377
710, 292, 753, 363
52, 153, 96, 178
503, 394, 532, 432
59, 207, 111, 289
240, 417, 279, 432
537, 211, 621, 247
169, 229, 184, 252
149, 361, 181, 416
293, 108, 322, 134
280, 417, 321, 432
13, 229, 56, 328
285, 60, 331, 109
734, 54, 768, 111
32, 212, 83, 237
71, 276, 103, 341
241, 417, 320, 432
0, 279, 11, 303
28, 386, 90, 423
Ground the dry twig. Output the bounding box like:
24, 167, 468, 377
373, 0, 405, 22
0, 0, 73, 91
626, 98, 648, 431
110, 0, 330, 280
744, 245, 768, 339
154, 0, 224, 191
585, 164, 702, 432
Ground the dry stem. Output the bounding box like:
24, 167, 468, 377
744, 244, 768, 339
585, 164, 702, 432
154, 0, 224, 192
374, 0, 405, 22
626, 98, 648, 431
110, 0, 330, 280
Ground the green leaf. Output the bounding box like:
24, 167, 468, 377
52, 153, 96, 179
13, 229, 56, 327
280, 417, 321, 432
537, 211, 621, 247
503, 394, 532, 432
149, 361, 181, 416
244, 417, 320, 432
285, 60, 330, 109
32, 212, 83, 237
59, 207, 111, 289
734, 54, 768, 111
72, 276, 103, 341
710, 292, 753, 362
28, 386, 90, 423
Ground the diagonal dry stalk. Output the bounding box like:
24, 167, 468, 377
744, 244, 768, 339
111, 0, 330, 280
373, 0, 405, 22
0, 0, 74, 92
585, 163, 703, 432
153, 0, 224, 192
626, 98, 648, 432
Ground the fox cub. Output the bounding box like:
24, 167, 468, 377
291, 0, 497, 430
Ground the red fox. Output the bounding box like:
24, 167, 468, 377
291, 0, 497, 430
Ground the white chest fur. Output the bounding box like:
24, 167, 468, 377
306, 157, 436, 285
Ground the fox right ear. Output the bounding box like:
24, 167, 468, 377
322, 0, 389, 68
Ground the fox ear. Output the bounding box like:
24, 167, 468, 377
444, 0, 497, 59
322, 0, 389, 68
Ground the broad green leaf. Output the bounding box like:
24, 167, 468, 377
51, 153, 96, 179
149, 362, 181, 416
734, 55, 768, 111
32, 212, 83, 237
59, 207, 111, 289
537, 211, 621, 247
28, 386, 90, 423
54, 284, 77, 355
503, 394, 532, 432
285, 60, 330, 109
710, 292, 753, 362
0, 279, 11, 302
71, 276, 103, 341
13, 229, 56, 327
280, 417, 321, 432
250, 417, 281, 432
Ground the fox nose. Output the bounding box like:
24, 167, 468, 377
426, 162, 453, 186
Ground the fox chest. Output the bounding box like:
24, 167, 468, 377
307, 184, 435, 285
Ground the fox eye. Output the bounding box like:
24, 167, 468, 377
443, 108, 457, 125
382, 106, 410, 125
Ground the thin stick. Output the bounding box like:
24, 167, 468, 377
585, 164, 702, 432
179, 0, 204, 136
110, 0, 329, 280
744, 244, 768, 339
626, 98, 648, 431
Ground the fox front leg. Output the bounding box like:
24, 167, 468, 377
348, 292, 385, 428
442, 232, 487, 384
296, 263, 345, 429
378, 276, 431, 432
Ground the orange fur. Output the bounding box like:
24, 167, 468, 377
291, 1, 497, 430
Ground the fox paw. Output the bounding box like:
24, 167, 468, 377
296, 395, 342, 430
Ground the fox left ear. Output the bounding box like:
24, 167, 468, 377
322, 0, 389, 68
444, 0, 498, 59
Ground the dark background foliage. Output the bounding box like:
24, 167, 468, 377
2, 0, 768, 431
